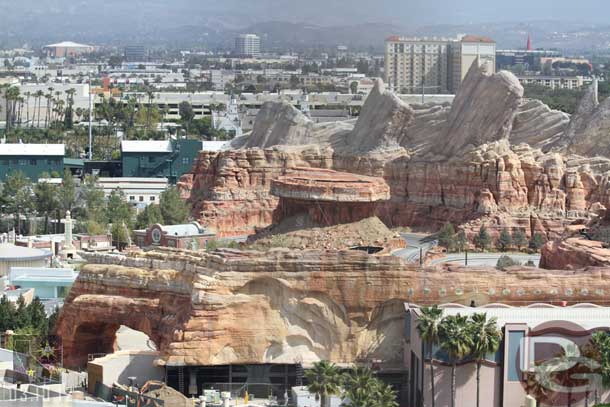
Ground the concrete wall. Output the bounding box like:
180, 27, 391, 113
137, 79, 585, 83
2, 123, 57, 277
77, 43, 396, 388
87, 351, 164, 394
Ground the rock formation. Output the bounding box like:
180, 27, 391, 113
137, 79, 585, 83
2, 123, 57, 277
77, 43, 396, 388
340, 79, 411, 155
540, 237, 610, 269
180, 65, 610, 248
58, 248, 610, 369
436, 63, 523, 157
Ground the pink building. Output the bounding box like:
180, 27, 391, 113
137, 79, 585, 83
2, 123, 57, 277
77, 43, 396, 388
405, 303, 610, 407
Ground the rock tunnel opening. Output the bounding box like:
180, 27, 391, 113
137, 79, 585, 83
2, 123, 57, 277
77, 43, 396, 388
67, 323, 158, 369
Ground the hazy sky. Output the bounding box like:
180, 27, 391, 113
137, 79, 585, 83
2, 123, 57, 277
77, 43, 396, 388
2, 0, 609, 27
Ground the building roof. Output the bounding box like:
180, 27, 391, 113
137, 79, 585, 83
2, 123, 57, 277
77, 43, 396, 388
0, 144, 65, 156
201, 141, 230, 152
461, 35, 496, 44
160, 222, 212, 237
44, 41, 94, 49
0, 244, 52, 261
412, 303, 610, 331
63, 158, 84, 167
121, 140, 173, 153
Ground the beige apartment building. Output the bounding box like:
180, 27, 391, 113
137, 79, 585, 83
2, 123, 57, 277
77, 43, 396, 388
385, 35, 496, 95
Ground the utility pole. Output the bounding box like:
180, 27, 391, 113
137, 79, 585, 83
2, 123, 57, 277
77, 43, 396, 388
88, 73, 93, 160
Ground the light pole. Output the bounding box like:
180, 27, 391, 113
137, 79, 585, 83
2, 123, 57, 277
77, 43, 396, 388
88, 73, 93, 160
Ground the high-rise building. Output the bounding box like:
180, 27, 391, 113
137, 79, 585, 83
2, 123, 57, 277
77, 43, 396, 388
384, 35, 496, 95
384, 36, 450, 94
124, 45, 146, 62
235, 34, 261, 58
449, 35, 496, 93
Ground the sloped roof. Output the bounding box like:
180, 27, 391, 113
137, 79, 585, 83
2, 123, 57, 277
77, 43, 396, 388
0, 244, 52, 261
121, 140, 172, 153
44, 41, 94, 48
0, 144, 65, 156
461, 35, 496, 44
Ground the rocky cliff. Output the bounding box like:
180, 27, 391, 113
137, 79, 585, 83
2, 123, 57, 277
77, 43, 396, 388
180, 66, 610, 241
57, 248, 610, 369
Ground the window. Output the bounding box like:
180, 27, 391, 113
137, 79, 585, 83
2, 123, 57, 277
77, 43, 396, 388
129, 196, 135, 201
507, 330, 525, 381
182, 157, 189, 164
19, 160, 27, 166
30, 159, 37, 165
150, 196, 156, 201
139, 196, 144, 202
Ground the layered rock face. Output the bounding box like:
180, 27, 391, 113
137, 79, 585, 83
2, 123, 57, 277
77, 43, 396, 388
435, 64, 523, 157
181, 65, 610, 239
540, 237, 610, 269
58, 248, 610, 369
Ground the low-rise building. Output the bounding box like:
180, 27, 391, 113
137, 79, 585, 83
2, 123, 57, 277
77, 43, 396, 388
405, 303, 610, 407
43, 41, 95, 58
8, 267, 77, 299
0, 143, 64, 181
120, 139, 202, 180
517, 75, 587, 90
96, 177, 169, 209
134, 222, 215, 250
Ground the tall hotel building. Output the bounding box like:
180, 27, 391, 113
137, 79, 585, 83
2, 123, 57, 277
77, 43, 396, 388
385, 35, 496, 94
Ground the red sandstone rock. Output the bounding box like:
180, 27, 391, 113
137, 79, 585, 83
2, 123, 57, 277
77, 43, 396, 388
57, 248, 610, 369
540, 237, 610, 269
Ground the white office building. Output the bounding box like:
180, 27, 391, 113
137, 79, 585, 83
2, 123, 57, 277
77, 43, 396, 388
235, 34, 261, 58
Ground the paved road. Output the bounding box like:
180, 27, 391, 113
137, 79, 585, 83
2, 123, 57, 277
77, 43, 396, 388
430, 252, 541, 267
392, 233, 438, 264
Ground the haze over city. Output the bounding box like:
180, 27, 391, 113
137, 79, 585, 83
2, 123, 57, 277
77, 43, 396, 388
2, 1, 610, 406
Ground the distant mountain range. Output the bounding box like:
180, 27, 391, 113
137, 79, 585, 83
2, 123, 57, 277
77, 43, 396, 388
0, 0, 609, 52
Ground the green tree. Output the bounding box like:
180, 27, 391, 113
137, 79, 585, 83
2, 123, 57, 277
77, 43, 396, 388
305, 361, 342, 407
350, 81, 359, 94
496, 229, 512, 252
0, 296, 16, 332
455, 230, 468, 252
529, 233, 545, 252
372, 383, 398, 407
439, 314, 473, 407
342, 366, 379, 407
159, 187, 190, 225
2, 171, 32, 212
136, 204, 163, 229
80, 175, 105, 224
179, 101, 195, 133
105, 189, 133, 225
469, 313, 502, 407
438, 223, 456, 252
34, 176, 60, 234
26, 297, 48, 336
59, 169, 77, 213
512, 229, 528, 252
474, 226, 491, 251
416, 306, 443, 407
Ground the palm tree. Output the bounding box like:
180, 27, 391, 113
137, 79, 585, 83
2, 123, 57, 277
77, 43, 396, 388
417, 305, 443, 407
24, 91, 31, 127
343, 366, 379, 407
470, 313, 502, 407
439, 314, 473, 407
372, 383, 398, 407
34, 90, 44, 128
305, 361, 342, 407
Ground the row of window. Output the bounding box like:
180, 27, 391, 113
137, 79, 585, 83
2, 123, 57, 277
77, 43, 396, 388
0, 159, 61, 166
129, 195, 156, 202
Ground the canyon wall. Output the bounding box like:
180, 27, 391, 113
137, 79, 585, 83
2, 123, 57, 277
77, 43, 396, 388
182, 67, 610, 238
57, 248, 610, 369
